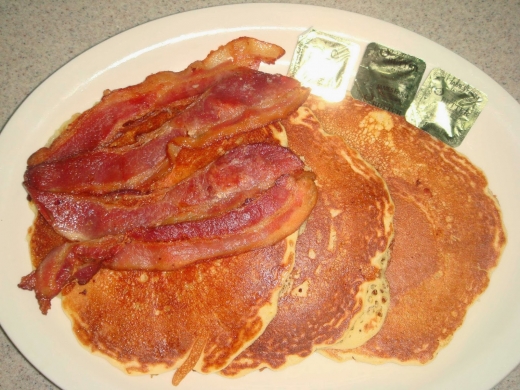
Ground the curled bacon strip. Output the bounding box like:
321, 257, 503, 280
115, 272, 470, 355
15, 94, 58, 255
27, 37, 285, 166
19, 167, 317, 314
25, 68, 308, 194
27, 144, 306, 241
115, 173, 316, 270
19, 237, 122, 314
25, 123, 181, 194
172, 68, 310, 149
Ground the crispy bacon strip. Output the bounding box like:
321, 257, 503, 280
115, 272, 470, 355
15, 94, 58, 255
19, 237, 123, 314
113, 173, 316, 270
172, 68, 310, 149
27, 144, 305, 241
25, 68, 308, 194
27, 37, 285, 166
151, 125, 282, 191
19, 171, 317, 314
24, 123, 182, 194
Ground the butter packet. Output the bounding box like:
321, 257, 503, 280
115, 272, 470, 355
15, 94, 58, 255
288, 28, 360, 102
405, 68, 488, 147
351, 42, 426, 115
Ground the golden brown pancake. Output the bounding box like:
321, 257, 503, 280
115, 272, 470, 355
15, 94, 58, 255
61, 233, 296, 384
29, 204, 296, 385
306, 95, 507, 364
221, 107, 394, 376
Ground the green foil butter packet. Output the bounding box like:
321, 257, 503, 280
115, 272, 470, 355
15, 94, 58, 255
288, 28, 360, 102
405, 68, 488, 147
351, 42, 426, 115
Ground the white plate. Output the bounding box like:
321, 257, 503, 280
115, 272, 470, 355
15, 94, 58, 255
1, 4, 519, 390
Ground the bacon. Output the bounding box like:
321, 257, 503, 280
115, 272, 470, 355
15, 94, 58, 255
150, 125, 282, 191
25, 69, 308, 194
172, 68, 310, 149
26, 144, 305, 241
19, 237, 123, 314
114, 173, 317, 270
19, 170, 317, 314
106, 97, 197, 148
27, 37, 285, 166
19, 38, 318, 317
24, 123, 182, 194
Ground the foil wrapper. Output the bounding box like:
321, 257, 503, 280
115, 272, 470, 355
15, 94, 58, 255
351, 43, 426, 115
406, 68, 488, 147
288, 28, 360, 102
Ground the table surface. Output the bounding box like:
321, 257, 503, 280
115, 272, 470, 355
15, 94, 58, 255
1, 1, 519, 389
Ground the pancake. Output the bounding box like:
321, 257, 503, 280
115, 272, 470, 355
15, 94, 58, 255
29, 192, 297, 386
61, 233, 296, 384
27, 124, 299, 385
221, 106, 394, 376
305, 95, 507, 364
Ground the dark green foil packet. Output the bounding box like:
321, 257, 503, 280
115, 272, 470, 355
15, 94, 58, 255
405, 68, 488, 147
351, 43, 426, 115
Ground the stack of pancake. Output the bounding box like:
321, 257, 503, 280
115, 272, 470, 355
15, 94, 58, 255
51, 104, 396, 384
27, 92, 506, 385
30, 94, 506, 385
305, 95, 506, 365
24, 39, 506, 385
221, 94, 505, 376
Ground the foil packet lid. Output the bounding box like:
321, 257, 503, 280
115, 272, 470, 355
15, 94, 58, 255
288, 28, 360, 102
351, 43, 426, 115
405, 68, 488, 147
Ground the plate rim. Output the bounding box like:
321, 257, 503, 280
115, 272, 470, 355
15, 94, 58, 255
1, 3, 519, 390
